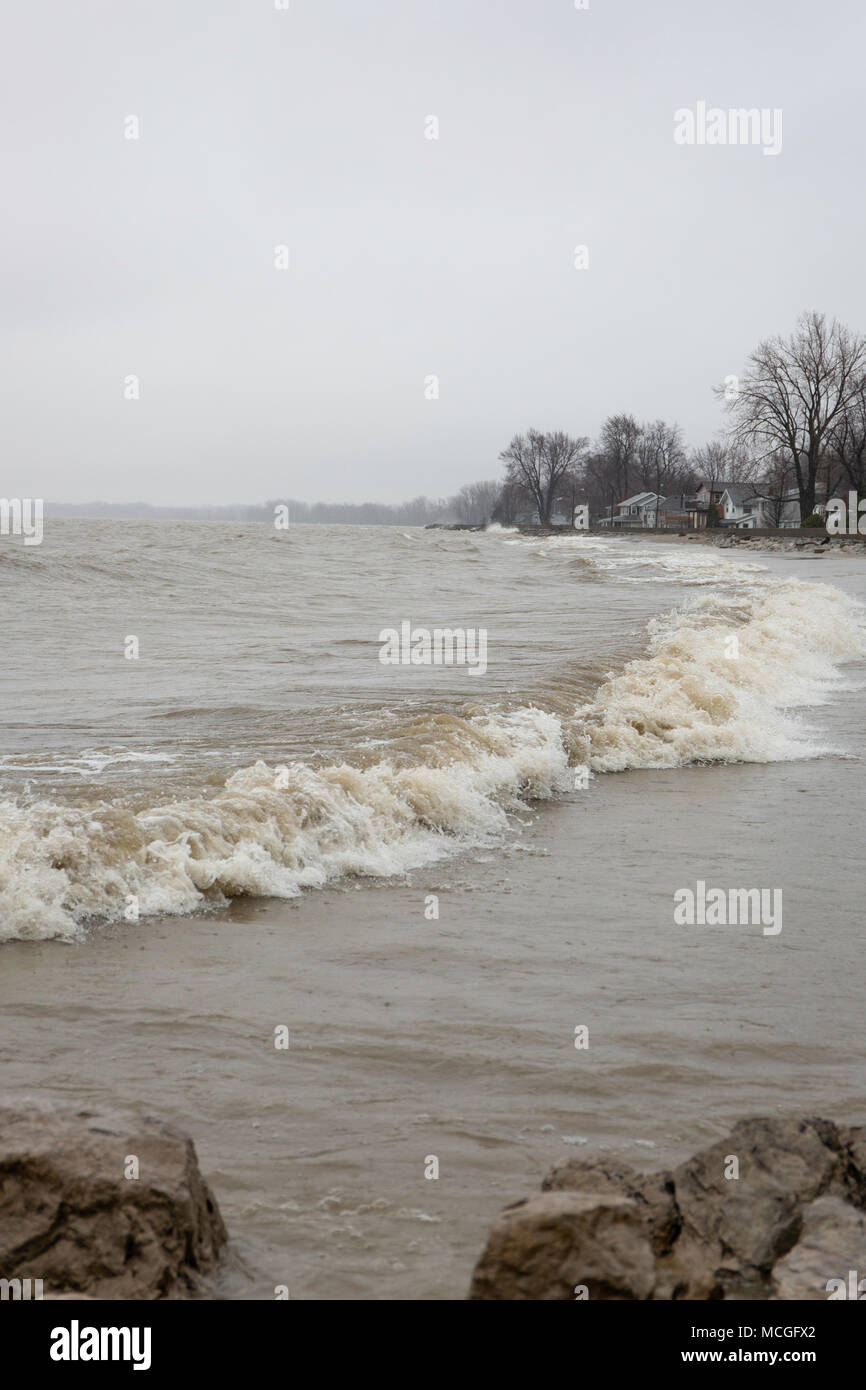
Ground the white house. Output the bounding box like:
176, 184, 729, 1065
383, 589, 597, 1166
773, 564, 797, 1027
720, 485, 813, 529
719, 486, 771, 528
598, 492, 664, 528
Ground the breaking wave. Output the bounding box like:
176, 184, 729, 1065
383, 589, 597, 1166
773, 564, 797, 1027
573, 580, 865, 771
1, 578, 863, 942
0, 707, 571, 943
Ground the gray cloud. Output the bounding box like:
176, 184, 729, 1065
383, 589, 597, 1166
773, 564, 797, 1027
1, 0, 863, 504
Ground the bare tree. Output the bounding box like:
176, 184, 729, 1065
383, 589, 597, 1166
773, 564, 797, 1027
491, 479, 528, 525
598, 414, 641, 502
828, 379, 866, 497
635, 419, 686, 522
690, 440, 728, 493
499, 429, 589, 525
719, 311, 866, 520
452, 479, 502, 525
690, 439, 759, 487
758, 451, 794, 526
581, 448, 619, 523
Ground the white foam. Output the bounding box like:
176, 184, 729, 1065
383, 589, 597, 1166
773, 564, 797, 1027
572, 580, 866, 772
0, 706, 571, 941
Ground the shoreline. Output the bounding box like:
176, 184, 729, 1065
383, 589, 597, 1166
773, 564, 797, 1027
429, 523, 866, 554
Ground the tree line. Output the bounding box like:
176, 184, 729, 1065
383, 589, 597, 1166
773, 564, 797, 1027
45, 493, 482, 526
464, 311, 866, 526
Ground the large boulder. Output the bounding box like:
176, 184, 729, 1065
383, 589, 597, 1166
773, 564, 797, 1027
470, 1116, 866, 1300
468, 1190, 656, 1301
771, 1197, 866, 1300
662, 1116, 840, 1298
542, 1155, 680, 1256
0, 1105, 227, 1299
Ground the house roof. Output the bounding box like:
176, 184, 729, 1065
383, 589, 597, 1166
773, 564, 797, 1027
772, 486, 828, 502
619, 492, 658, 508
724, 487, 799, 507
721, 485, 750, 505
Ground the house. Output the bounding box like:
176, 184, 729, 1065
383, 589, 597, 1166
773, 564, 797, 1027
597, 492, 663, 528
694, 481, 728, 509
680, 481, 727, 529
774, 487, 827, 527
720, 485, 825, 529
718, 485, 771, 528
657, 495, 700, 529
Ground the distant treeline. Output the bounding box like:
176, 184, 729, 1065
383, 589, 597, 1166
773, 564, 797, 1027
43, 497, 463, 525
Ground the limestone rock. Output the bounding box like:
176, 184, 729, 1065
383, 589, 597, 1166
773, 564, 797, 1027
0, 1105, 227, 1299
470, 1115, 865, 1300
469, 1190, 656, 1300
667, 1117, 839, 1296
771, 1196, 866, 1300
542, 1155, 680, 1256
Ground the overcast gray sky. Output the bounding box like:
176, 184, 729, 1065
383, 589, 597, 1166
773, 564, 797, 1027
2, 0, 863, 506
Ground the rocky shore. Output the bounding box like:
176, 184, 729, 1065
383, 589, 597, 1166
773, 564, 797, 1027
469, 1116, 866, 1300
654, 531, 860, 554
610, 529, 853, 554
430, 522, 866, 554
3, 1107, 864, 1301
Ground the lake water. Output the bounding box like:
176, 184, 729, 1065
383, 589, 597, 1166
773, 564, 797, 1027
1, 522, 864, 1297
